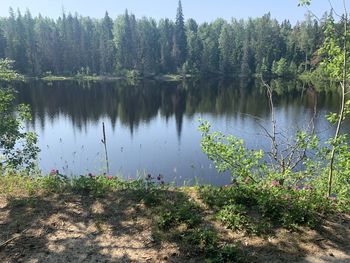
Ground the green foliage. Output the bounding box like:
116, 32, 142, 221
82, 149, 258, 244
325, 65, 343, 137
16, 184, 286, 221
272, 58, 291, 77
40, 172, 69, 193
318, 15, 350, 82
217, 204, 254, 231
298, 0, 311, 6
0, 6, 324, 80
154, 189, 242, 262
72, 175, 125, 197
180, 228, 218, 256
158, 200, 202, 230
124, 69, 140, 80
0, 59, 39, 170
174, 0, 187, 68
0, 59, 23, 80
199, 120, 264, 181
199, 183, 340, 232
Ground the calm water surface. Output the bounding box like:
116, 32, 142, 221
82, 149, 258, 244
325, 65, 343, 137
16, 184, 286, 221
14, 79, 349, 185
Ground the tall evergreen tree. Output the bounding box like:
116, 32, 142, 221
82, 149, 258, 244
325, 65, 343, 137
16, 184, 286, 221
219, 23, 234, 74
0, 27, 6, 58
159, 19, 174, 73
240, 40, 253, 78
114, 10, 137, 71
186, 18, 202, 72
99, 11, 115, 74
136, 18, 160, 74
173, 0, 187, 69
298, 12, 316, 71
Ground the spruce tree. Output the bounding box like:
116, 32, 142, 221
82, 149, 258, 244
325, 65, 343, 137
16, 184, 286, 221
0, 28, 6, 58
173, 0, 187, 69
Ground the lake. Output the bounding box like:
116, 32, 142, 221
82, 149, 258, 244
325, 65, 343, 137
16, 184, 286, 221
14, 78, 349, 185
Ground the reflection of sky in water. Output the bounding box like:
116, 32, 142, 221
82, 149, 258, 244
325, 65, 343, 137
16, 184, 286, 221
16, 79, 349, 186
31, 112, 232, 186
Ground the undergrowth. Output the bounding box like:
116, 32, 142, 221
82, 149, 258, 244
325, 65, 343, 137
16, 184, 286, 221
0, 169, 348, 262
199, 181, 345, 234
0, 172, 242, 262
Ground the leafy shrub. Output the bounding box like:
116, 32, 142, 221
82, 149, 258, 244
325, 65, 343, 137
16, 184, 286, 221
181, 228, 217, 256
217, 204, 251, 231
199, 120, 264, 181
179, 228, 241, 262
158, 200, 202, 230
40, 171, 68, 193
199, 183, 338, 232
0, 59, 39, 170
72, 175, 121, 197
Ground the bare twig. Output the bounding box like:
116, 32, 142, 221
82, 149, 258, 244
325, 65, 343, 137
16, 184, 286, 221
259, 75, 318, 175
260, 76, 279, 167
0, 227, 30, 249
102, 122, 110, 174
328, 0, 342, 18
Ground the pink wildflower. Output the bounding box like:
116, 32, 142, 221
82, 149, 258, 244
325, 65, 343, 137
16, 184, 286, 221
50, 169, 58, 176
271, 180, 280, 187
106, 175, 113, 180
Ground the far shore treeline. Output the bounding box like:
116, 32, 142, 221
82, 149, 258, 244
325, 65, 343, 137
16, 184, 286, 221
0, 2, 331, 78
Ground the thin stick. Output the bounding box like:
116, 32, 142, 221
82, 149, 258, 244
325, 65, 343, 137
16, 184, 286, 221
0, 227, 30, 248
260, 76, 279, 168
102, 122, 110, 174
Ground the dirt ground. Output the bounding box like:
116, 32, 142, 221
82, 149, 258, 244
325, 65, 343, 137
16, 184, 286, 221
0, 192, 349, 263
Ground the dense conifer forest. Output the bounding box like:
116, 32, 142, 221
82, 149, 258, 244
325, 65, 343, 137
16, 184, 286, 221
0, 2, 330, 77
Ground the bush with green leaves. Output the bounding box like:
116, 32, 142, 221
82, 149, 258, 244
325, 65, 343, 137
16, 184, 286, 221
180, 227, 218, 256
199, 120, 264, 183
71, 175, 123, 197
199, 182, 339, 232
158, 200, 202, 230
0, 59, 39, 170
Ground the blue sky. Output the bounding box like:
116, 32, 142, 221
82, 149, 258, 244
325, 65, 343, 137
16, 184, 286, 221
0, 0, 345, 24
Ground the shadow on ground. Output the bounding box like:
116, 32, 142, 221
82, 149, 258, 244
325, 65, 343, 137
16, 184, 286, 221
0, 189, 349, 263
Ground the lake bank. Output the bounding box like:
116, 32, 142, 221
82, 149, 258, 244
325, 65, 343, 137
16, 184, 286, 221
0, 174, 349, 262
12, 73, 193, 82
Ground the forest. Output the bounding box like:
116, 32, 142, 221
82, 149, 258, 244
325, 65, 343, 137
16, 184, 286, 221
0, 2, 328, 78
